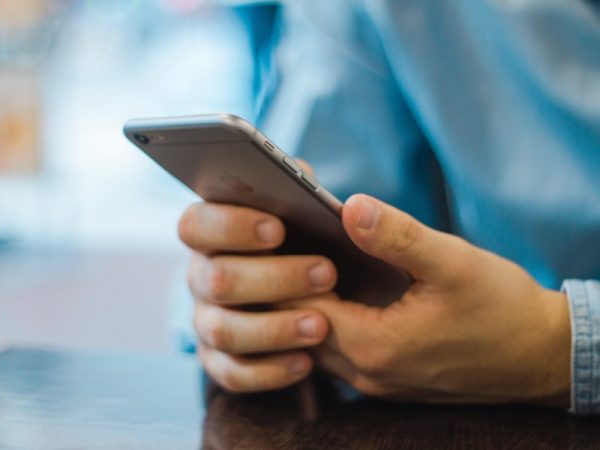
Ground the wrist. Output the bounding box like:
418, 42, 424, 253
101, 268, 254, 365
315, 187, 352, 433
535, 288, 572, 406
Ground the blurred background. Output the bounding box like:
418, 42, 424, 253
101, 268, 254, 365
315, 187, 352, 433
0, 0, 257, 352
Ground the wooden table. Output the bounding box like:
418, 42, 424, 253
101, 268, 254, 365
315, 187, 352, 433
1, 347, 599, 449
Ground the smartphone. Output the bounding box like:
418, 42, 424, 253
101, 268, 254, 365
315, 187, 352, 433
124, 114, 410, 305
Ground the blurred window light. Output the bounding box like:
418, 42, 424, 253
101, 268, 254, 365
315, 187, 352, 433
81, 0, 143, 23
158, 0, 205, 15
0, 0, 254, 250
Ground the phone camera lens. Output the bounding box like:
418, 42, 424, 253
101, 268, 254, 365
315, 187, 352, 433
134, 133, 150, 145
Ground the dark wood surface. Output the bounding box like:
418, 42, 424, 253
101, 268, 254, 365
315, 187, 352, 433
1, 348, 599, 449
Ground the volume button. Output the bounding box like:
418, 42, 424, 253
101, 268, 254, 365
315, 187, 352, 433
301, 173, 319, 191
282, 156, 301, 174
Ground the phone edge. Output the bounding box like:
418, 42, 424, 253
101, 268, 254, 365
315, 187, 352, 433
123, 113, 345, 218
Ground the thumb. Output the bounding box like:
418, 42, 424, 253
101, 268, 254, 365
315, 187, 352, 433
342, 194, 457, 281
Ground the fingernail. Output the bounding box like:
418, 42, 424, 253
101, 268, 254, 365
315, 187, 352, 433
256, 220, 280, 244
308, 263, 330, 288
289, 358, 308, 375
297, 316, 318, 338
356, 198, 380, 230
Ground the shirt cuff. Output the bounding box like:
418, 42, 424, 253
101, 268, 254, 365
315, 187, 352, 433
562, 279, 600, 415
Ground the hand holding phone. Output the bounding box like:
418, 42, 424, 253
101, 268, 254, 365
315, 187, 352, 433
124, 114, 411, 305
125, 115, 572, 404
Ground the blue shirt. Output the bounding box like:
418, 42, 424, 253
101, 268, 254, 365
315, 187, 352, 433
176, 0, 600, 414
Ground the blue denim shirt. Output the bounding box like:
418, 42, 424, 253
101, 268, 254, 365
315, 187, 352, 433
176, 0, 600, 414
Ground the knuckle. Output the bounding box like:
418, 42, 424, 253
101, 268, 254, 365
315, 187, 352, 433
193, 306, 203, 338
197, 345, 216, 376
186, 262, 199, 298
204, 308, 230, 350
219, 369, 242, 393
186, 254, 208, 299
204, 260, 231, 301
198, 346, 243, 393
390, 215, 423, 255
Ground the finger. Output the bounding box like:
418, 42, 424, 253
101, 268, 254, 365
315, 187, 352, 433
178, 202, 285, 253
284, 295, 415, 396
194, 301, 328, 354
342, 194, 465, 281
282, 294, 383, 357
188, 253, 337, 304
198, 344, 312, 393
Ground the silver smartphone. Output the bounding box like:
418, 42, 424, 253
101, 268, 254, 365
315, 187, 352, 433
124, 114, 410, 304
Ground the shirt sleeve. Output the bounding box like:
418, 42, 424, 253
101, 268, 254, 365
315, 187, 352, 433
563, 279, 600, 415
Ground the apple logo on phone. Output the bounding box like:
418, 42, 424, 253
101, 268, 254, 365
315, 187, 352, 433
220, 171, 254, 194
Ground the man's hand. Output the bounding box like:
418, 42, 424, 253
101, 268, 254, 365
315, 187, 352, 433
178, 201, 335, 392
180, 192, 571, 405
287, 194, 572, 405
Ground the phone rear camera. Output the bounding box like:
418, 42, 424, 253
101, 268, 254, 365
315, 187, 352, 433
134, 133, 150, 145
